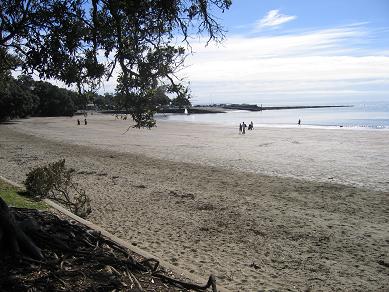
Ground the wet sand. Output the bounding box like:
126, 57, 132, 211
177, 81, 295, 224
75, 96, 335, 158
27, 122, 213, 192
0, 115, 388, 291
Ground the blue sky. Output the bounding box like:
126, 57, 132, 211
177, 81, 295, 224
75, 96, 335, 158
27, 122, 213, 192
175, 0, 389, 105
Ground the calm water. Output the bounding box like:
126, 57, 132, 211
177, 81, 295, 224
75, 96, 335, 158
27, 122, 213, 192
156, 101, 389, 130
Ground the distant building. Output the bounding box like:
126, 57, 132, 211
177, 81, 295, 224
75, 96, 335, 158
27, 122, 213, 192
86, 103, 96, 111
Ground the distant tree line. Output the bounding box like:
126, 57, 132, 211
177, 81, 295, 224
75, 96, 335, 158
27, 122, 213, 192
0, 73, 192, 121
0, 74, 79, 120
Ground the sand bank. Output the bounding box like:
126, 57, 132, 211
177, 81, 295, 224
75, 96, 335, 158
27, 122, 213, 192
0, 115, 388, 291
5, 114, 389, 192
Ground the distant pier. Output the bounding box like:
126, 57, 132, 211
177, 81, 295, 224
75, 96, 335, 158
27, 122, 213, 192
218, 104, 353, 112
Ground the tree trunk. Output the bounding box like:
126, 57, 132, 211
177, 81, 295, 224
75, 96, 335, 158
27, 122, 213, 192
0, 198, 43, 260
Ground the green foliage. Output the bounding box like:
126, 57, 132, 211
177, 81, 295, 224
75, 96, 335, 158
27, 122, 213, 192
94, 93, 115, 110
0, 49, 36, 120
25, 159, 91, 218
0, 75, 39, 120
32, 81, 77, 116
0, 74, 83, 120
152, 86, 171, 109
1, 0, 231, 127
0, 179, 47, 210
171, 97, 192, 109
0, 48, 19, 82
113, 85, 173, 128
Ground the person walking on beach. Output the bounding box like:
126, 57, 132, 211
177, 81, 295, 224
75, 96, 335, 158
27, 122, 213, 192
249, 121, 254, 130
298, 119, 301, 126
242, 122, 246, 134
239, 123, 242, 134
84, 118, 87, 125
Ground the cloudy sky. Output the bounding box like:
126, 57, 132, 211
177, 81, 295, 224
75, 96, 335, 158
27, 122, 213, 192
178, 0, 389, 105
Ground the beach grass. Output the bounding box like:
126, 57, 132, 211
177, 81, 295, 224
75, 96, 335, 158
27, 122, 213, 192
0, 179, 47, 209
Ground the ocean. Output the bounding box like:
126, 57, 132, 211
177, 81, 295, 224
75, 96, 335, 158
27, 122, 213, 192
156, 101, 389, 130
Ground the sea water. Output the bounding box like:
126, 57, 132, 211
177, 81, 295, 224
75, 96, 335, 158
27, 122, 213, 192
156, 101, 389, 130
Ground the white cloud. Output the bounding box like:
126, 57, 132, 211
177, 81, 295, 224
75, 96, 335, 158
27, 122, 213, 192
189, 25, 367, 59
179, 25, 389, 104
91, 24, 388, 105
255, 9, 296, 30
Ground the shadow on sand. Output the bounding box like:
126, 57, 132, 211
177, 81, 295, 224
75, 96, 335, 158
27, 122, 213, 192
0, 120, 21, 125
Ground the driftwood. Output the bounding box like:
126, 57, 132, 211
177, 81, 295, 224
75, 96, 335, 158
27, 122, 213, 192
0, 198, 43, 260
0, 204, 219, 291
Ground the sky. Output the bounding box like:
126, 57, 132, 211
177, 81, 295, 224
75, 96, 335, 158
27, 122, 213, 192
174, 0, 389, 105
31, 1, 389, 106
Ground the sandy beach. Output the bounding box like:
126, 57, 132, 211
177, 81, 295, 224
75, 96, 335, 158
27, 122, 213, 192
0, 114, 388, 291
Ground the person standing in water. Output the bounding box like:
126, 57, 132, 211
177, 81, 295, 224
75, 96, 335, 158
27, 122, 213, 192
298, 119, 301, 126
239, 123, 242, 134
84, 118, 87, 125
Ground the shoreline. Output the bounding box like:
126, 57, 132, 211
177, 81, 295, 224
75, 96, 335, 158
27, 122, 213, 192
157, 104, 352, 114
217, 104, 352, 112
155, 107, 389, 131
0, 117, 388, 291
154, 116, 389, 131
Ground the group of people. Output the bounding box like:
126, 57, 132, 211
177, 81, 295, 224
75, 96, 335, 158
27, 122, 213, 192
77, 119, 87, 125
77, 112, 88, 125
238, 119, 301, 133
239, 121, 254, 134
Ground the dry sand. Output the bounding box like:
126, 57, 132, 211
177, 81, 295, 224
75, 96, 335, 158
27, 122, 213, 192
0, 114, 388, 291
